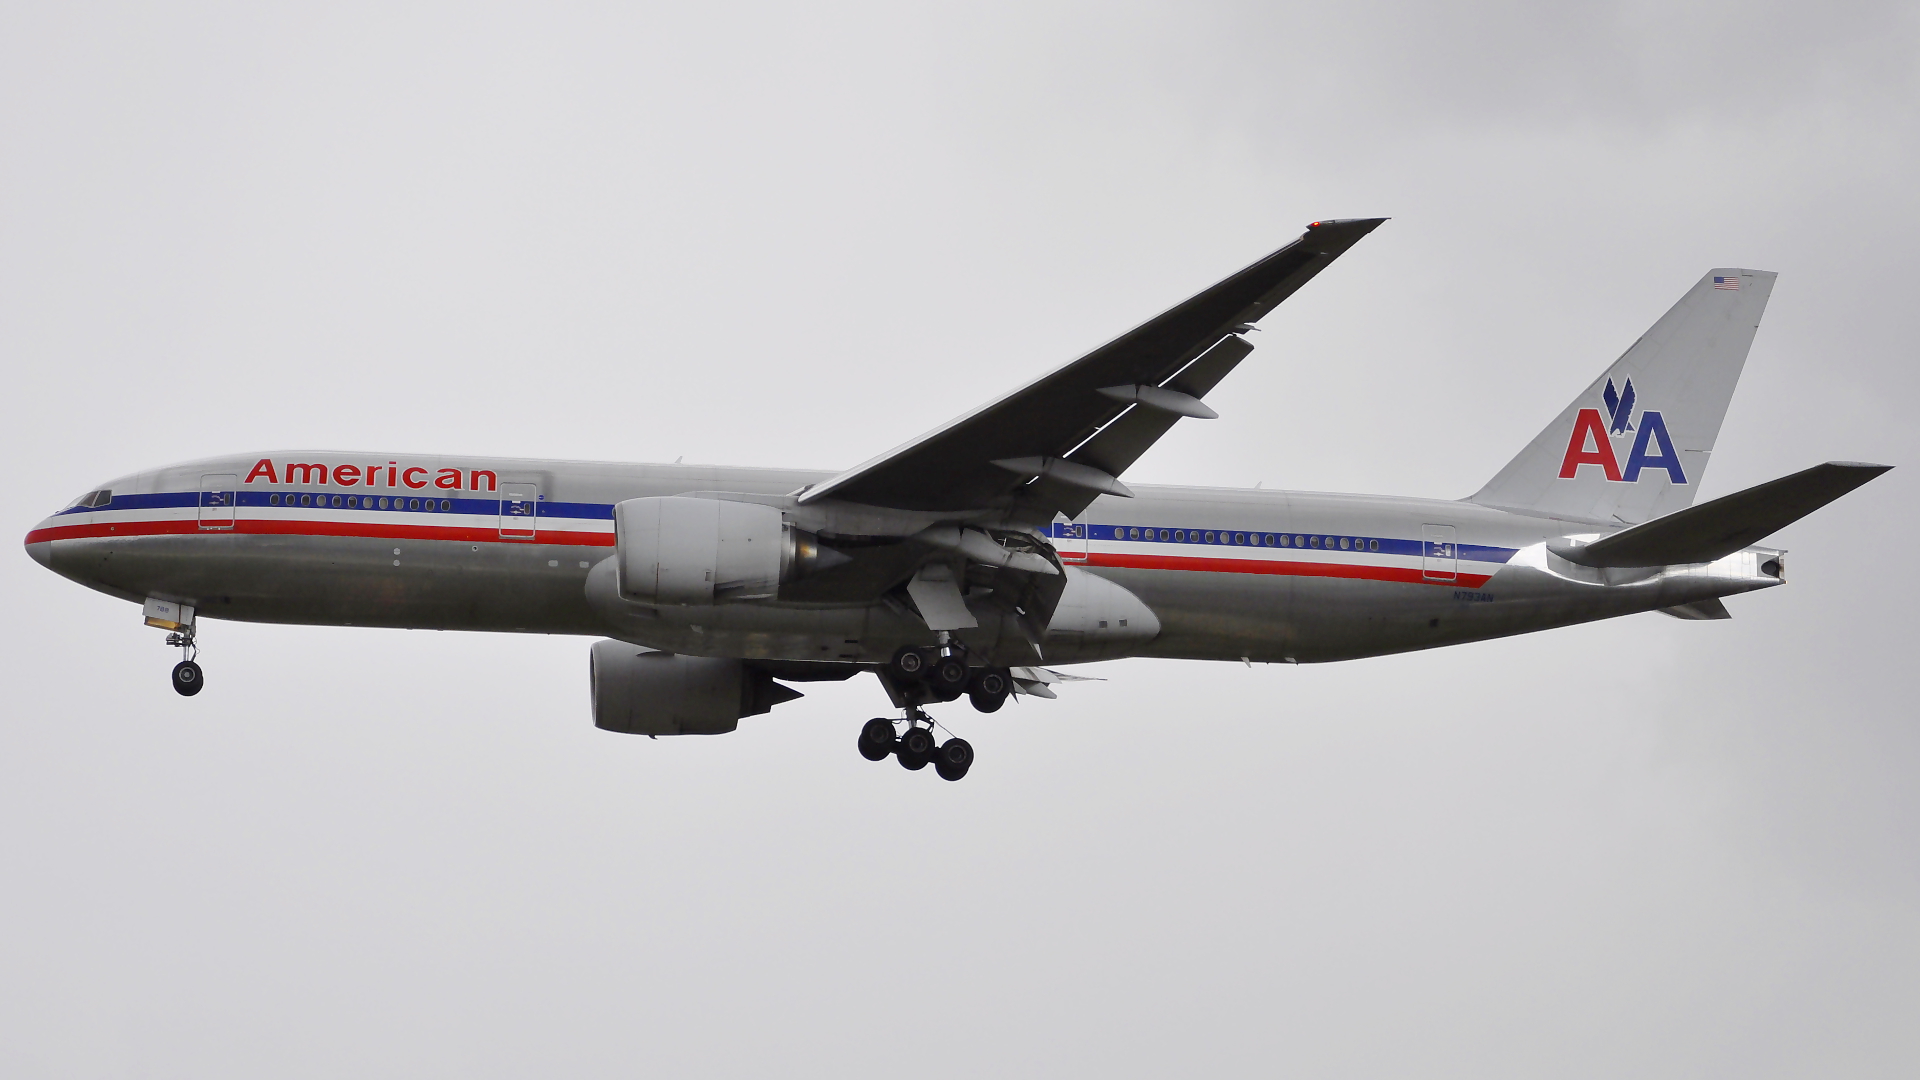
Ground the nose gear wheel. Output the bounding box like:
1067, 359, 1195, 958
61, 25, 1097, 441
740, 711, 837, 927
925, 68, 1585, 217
164, 630, 203, 697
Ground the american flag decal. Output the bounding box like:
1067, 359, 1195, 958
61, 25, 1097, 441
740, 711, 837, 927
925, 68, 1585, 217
1713, 275, 1740, 290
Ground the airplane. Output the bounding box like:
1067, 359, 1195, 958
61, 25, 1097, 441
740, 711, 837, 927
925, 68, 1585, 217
24, 218, 1891, 781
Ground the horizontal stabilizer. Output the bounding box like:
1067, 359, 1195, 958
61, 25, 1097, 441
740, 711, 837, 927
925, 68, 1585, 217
1555, 461, 1891, 568
1659, 598, 1732, 620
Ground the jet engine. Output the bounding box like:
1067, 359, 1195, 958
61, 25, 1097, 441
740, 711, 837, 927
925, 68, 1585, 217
590, 640, 802, 736
613, 496, 845, 605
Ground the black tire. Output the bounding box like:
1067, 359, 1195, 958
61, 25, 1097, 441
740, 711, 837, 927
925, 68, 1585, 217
971, 669, 1009, 697
968, 669, 1010, 713
891, 646, 929, 680
858, 718, 896, 762
171, 660, 204, 697
968, 689, 1006, 713
934, 737, 973, 781
930, 655, 969, 693
897, 726, 935, 770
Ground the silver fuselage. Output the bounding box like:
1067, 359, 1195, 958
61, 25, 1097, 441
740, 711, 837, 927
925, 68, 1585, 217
25, 452, 1785, 667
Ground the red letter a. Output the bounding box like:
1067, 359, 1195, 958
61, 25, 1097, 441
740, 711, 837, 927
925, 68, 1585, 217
244, 458, 278, 484
1558, 409, 1623, 481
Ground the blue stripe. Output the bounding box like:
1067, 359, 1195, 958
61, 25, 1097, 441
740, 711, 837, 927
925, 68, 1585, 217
60, 493, 1515, 563
61, 490, 616, 521
1052, 522, 1517, 563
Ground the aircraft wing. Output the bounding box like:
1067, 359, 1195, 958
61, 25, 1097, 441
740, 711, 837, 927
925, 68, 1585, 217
797, 218, 1386, 520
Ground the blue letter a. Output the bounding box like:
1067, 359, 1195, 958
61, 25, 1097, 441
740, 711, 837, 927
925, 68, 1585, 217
1623, 410, 1687, 484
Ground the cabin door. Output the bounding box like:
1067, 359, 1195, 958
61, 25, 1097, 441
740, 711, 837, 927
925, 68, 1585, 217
1054, 516, 1089, 564
500, 483, 539, 539
1422, 524, 1457, 582
198, 473, 238, 530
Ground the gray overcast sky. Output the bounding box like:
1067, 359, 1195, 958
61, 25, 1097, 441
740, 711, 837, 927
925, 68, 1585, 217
4, 3, 1917, 1076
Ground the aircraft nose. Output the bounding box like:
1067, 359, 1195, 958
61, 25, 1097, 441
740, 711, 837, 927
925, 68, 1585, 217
24, 535, 53, 569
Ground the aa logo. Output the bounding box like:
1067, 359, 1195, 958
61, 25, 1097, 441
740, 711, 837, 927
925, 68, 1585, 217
1558, 377, 1687, 484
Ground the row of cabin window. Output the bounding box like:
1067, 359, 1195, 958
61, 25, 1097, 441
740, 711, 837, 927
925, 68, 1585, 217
269, 493, 454, 512
1111, 526, 1380, 552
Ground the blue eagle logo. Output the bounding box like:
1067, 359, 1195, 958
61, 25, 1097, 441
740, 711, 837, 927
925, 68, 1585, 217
1602, 377, 1636, 435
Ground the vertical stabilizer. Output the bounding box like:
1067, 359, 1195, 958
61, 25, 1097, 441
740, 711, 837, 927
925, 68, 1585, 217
1468, 269, 1775, 525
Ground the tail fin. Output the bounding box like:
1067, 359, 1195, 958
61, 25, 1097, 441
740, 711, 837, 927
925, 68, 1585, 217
1469, 269, 1776, 525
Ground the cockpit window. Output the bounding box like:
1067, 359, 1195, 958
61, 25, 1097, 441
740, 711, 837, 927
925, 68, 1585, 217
68, 489, 112, 509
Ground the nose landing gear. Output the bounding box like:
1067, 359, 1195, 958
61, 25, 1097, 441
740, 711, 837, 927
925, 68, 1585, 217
854, 708, 974, 781
166, 631, 204, 697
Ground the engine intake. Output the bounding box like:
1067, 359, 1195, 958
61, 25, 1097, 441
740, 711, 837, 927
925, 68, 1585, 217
590, 640, 802, 736
614, 496, 843, 605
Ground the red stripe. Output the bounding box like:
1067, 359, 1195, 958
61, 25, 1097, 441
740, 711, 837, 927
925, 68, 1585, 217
24, 518, 614, 547
1084, 551, 1492, 587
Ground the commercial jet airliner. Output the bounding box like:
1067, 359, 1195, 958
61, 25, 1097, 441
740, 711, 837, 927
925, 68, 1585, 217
25, 219, 1889, 780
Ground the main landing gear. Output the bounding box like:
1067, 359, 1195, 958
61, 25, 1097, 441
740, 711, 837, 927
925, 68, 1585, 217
889, 646, 1012, 713
867, 646, 1006, 781
166, 631, 203, 697
858, 711, 975, 782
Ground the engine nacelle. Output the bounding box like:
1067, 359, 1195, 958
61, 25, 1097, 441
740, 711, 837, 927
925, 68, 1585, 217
614, 496, 841, 605
590, 640, 802, 736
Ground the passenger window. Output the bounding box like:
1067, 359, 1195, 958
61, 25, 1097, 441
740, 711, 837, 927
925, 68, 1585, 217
441, 500, 452, 511
347, 496, 357, 508
269, 494, 281, 506
1278, 534, 1289, 547
1234, 533, 1245, 544
1205, 531, 1216, 543
1310, 536, 1320, 548
1369, 539, 1379, 552
1337, 537, 1347, 549
409, 498, 420, 510
1174, 530, 1185, 542
299, 494, 311, 507
1264, 534, 1275, 546
331, 495, 342, 508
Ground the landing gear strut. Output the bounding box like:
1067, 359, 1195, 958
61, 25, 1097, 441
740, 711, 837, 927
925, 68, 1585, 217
166, 631, 203, 697
854, 708, 974, 782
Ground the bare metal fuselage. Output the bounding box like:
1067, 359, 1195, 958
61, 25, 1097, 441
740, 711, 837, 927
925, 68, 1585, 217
25, 452, 1785, 668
